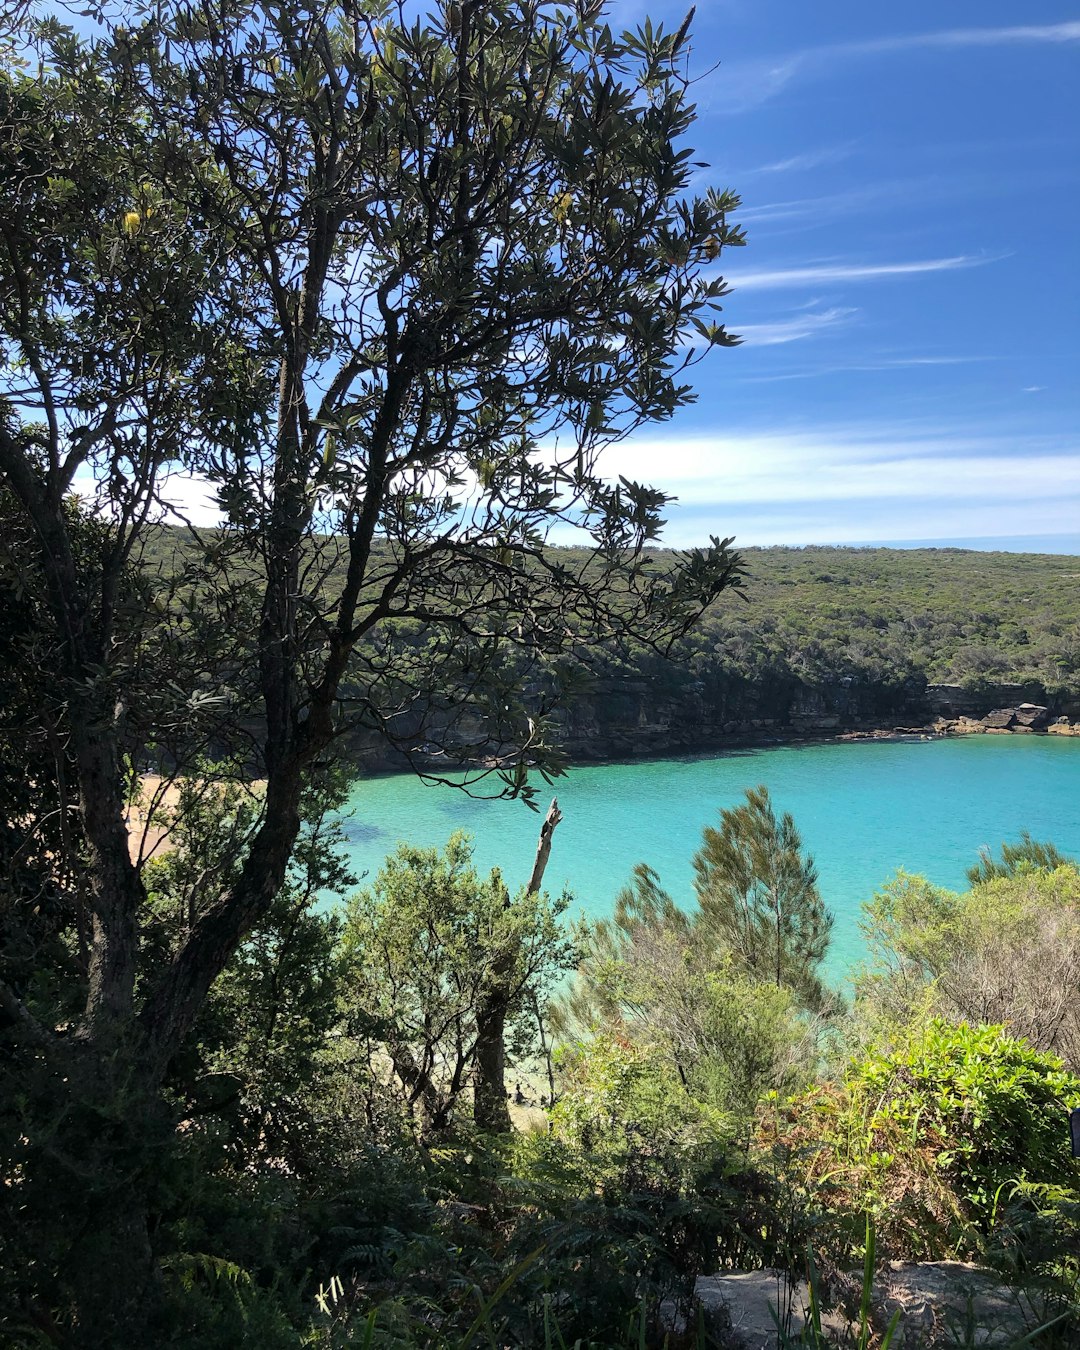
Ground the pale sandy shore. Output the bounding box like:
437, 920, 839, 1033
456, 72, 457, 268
125, 774, 266, 865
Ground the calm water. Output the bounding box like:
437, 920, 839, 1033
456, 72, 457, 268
336, 736, 1080, 981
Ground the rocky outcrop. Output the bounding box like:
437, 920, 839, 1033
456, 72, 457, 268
338, 675, 1080, 773
926, 682, 1050, 719
934, 700, 1080, 738
683, 1262, 1042, 1349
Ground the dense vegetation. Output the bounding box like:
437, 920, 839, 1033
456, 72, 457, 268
136, 531, 1080, 769
9, 772, 1080, 1345
688, 544, 1080, 697
1, 0, 749, 1338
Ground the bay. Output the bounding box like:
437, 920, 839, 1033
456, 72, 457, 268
337, 736, 1080, 982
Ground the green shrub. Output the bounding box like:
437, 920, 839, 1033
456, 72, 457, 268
857, 865, 1080, 1072
767, 1020, 1080, 1261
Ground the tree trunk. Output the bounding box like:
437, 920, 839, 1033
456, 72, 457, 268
473, 797, 561, 1133
67, 1195, 156, 1349
11, 1040, 168, 1348
527, 797, 563, 897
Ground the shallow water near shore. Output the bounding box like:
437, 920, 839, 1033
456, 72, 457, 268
336, 736, 1080, 983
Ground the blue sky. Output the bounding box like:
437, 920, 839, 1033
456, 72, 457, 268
598, 1, 1080, 550
55, 1, 1079, 551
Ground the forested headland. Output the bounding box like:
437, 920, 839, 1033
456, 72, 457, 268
139, 528, 1080, 770
497, 540, 1080, 761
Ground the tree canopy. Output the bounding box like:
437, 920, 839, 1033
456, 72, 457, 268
694, 785, 832, 1009
560, 791, 833, 1138
341, 832, 574, 1133
0, 2, 745, 1338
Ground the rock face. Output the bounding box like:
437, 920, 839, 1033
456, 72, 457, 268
925, 682, 1054, 720
338, 675, 1079, 772
690, 1262, 1042, 1349
544, 671, 931, 763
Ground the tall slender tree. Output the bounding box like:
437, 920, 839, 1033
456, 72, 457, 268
693, 786, 832, 1009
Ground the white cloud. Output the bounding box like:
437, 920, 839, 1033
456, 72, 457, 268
749, 145, 855, 174
713, 23, 1080, 112
724, 255, 996, 290
736, 178, 940, 227
671, 500, 1077, 549
1023, 385, 1047, 393
71, 464, 223, 526
583, 424, 1080, 546
873, 22, 1080, 50
736, 306, 856, 345
738, 355, 994, 381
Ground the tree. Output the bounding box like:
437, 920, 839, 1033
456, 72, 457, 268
561, 852, 823, 1138
0, 2, 745, 1335
694, 786, 832, 1010
966, 830, 1073, 887
474, 794, 564, 1131
144, 772, 356, 1171
341, 833, 574, 1133
858, 861, 1080, 1072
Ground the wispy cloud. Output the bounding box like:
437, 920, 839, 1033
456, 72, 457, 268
725, 255, 996, 291
737, 306, 856, 345
737, 178, 943, 227
714, 23, 1080, 112
737, 167, 1077, 232
586, 423, 1080, 546
738, 355, 994, 382
879, 23, 1080, 50
748, 145, 855, 174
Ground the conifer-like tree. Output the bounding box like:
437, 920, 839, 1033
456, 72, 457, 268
693, 785, 832, 1009
966, 830, 1073, 886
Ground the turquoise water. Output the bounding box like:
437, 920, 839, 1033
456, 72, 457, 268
337, 736, 1080, 982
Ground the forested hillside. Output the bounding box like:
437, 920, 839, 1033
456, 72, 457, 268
695, 544, 1080, 694
140, 530, 1080, 765
143, 530, 1080, 697
601, 542, 1080, 756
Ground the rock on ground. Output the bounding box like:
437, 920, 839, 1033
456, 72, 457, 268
691, 1261, 1047, 1348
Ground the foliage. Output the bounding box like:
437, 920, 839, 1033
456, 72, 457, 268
561, 791, 833, 1145
991, 1175, 1080, 1307
857, 863, 1080, 1072
136, 534, 1080, 749
550, 1032, 728, 1177
498, 1034, 772, 1341
0, 483, 101, 1021
694, 785, 832, 1010
697, 967, 819, 1129
686, 543, 1080, 703
0, 1, 747, 1337
966, 831, 1074, 886
768, 1019, 1080, 1262
151, 771, 356, 1172
5, 0, 1080, 1342
342, 833, 576, 1133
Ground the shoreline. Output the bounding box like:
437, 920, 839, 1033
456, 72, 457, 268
352, 716, 1080, 783
133, 715, 1080, 802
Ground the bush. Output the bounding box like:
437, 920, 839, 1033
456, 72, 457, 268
858, 865, 1080, 1072
766, 1020, 1080, 1261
